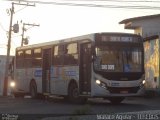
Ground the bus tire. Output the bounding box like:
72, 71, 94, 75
68, 83, 87, 104
108, 97, 125, 104
30, 82, 37, 99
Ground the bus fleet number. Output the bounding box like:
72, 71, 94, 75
101, 65, 115, 70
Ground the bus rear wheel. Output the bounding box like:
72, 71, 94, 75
108, 97, 125, 104
68, 83, 87, 104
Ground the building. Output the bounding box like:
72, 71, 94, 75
119, 14, 160, 38
120, 14, 160, 95
143, 35, 160, 95
0, 55, 13, 96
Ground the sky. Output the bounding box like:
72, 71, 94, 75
0, 0, 160, 55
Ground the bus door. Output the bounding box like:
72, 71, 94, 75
42, 48, 51, 93
79, 42, 91, 95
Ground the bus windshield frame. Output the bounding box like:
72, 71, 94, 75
93, 33, 144, 74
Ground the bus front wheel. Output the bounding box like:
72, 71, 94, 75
68, 83, 87, 104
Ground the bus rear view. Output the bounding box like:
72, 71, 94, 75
93, 33, 145, 104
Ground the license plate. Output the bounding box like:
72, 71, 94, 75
111, 82, 119, 87
120, 91, 128, 94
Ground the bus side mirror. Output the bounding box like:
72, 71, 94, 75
91, 55, 96, 62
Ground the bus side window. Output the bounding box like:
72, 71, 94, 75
33, 48, 42, 67
24, 49, 32, 68
16, 50, 24, 68
53, 45, 64, 65
64, 43, 78, 65
53, 45, 58, 65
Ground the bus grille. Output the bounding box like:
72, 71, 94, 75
107, 87, 140, 94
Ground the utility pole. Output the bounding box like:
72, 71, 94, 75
3, 2, 14, 96
3, 2, 35, 96
21, 23, 39, 46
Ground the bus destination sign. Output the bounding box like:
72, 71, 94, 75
101, 35, 138, 42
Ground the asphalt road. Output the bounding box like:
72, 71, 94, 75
0, 96, 159, 120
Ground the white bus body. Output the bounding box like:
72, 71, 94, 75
12, 33, 145, 104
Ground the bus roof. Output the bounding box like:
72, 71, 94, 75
16, 33, 94, 51
16, 32, 140, 51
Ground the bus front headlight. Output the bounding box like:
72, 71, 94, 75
142, 80, 146, 85
96, 80, 107, 89
96, 80, 101, 85
10, 81, 15, 88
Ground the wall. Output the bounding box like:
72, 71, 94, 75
143, 37, 160, 93
0, 56, 6, 95
132, 17, 160, 38
0, 55, 13, 96
134, 27, 142, 36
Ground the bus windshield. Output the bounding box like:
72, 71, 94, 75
94, 45, 142, 72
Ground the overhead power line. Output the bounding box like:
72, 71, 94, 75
62, 0, 160, 2
4, 0, 160, 2
3, 0, 160, 10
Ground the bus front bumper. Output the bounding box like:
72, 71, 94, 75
92, 80, 145, 97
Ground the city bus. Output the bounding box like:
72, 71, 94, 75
11, 32, 145, 104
